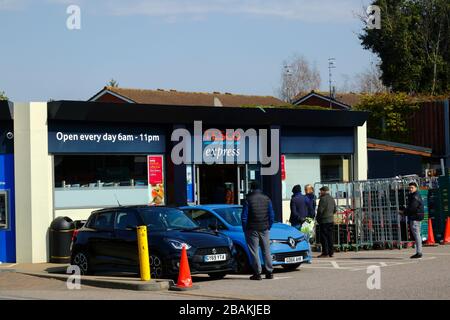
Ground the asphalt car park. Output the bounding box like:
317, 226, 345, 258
1, 246, 449, 300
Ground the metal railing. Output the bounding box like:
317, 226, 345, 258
313, 176, 438, 251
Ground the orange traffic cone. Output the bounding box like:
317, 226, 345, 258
169, 245, 199, 291
441, 217, 450, 245
424, 218, 438, 246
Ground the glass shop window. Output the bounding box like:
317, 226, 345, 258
53, 155, 154, 209
0, 192, 8, 229
320, 155, 352, 183
54, 155, 148, 188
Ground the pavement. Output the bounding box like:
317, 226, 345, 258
0, 246, 449, 300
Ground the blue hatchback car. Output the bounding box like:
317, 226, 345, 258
180, 205, 312, 273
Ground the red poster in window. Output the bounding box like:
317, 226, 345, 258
148, 155, 163, 185
281, 155, 286, 181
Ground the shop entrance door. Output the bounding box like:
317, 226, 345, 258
196, 164, 240, 205
194, 164, 262, 205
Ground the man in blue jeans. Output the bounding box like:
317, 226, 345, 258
241, 181, 275, 280
400, 182, 424, 259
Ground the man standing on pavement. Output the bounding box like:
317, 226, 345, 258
241, 181, 275, 280
316, 186, 336, 258
400, 182, 424, 259
289, 185, 310, 229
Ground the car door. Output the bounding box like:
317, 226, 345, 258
90, 211, 117, 266
113, 209, 140, 269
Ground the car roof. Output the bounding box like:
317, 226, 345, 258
92, 205, 179, 214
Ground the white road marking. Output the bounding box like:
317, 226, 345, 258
330, 261, 340, 269
304, 256, 438, 271
348, 256, 437, 271
273, 276, 292, 280
223, 274, 292, 280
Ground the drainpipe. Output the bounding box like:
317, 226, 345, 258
444, 99, 450, 172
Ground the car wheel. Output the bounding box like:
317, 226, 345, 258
235, 246, 251, 274
208, 272, 227, 280
71, 251, 91, 275
149, 254, 164, 279
281, 263, 301, 271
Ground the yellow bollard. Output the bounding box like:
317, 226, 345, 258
137, 226, 151, 281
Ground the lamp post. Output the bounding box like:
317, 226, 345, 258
328, 58, 336, 109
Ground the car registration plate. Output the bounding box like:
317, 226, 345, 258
284, 256, 303, 263
204, 254, 227, 262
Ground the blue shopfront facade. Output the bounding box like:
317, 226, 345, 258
47, 101, 368, 222
0, 101, 15, 263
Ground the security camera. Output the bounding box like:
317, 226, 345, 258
6, 132, 13, 140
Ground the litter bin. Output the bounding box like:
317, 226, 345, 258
49, 216, 75, 263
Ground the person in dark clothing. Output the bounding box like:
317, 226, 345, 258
304, 184, 316, 218
212, 185, 225, 203
289, 185, 311, 229
316, 186, 336, 258
241, 181, 275, 280
400, 182, 424, 259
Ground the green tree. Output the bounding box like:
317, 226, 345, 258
353, 93, 420, 143
359, 0, 450, 95
0, 91, 7, 100
108, 78, 119, 87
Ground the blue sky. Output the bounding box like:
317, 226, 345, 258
0, 0, 374, 101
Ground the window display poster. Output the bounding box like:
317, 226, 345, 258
147, 155, 164, 205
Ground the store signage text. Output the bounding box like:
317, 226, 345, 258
48, 122, 165, 154
55, 132, 160, 144
171, 121, 279, 176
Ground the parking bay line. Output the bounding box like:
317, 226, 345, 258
348, 256, 437, 271
305, 259, 435, 271
225, 275, 292, 280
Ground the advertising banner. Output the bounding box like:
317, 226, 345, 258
147, 155, 164, 205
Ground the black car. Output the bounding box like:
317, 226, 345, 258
70, 206, 236, 279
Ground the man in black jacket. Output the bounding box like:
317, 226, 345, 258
400, 182, 424, 259
241, 181, 275, 280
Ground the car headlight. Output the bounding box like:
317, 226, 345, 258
166, 239, 192, 250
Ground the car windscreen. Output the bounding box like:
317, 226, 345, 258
214, 207, 242, 226
138, 208, 199, 231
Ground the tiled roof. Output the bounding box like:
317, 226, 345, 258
367, 138, 432, 157
90, 86, 286, 107
293, 91, 363, 107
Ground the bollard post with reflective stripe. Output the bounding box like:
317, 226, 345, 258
137, 226, 151, 281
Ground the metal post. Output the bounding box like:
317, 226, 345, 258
137, 226, 151, 281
